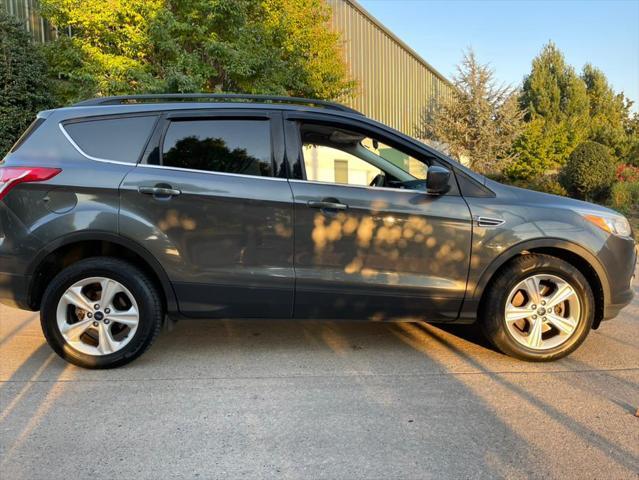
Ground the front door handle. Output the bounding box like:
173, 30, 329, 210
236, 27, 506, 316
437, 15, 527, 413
307, 199, 348, 211
138, 186, 181, 197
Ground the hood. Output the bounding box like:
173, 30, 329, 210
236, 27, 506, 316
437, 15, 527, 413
485, 178, 619, 216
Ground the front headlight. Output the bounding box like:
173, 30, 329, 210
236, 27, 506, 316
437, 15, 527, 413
580, 211, 632, 238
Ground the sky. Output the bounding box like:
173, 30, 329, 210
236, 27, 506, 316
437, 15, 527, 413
358, 0, 639, 109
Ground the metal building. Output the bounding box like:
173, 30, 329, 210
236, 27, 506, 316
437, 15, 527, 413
327, 0, 452, 135
2, 0, 452, 136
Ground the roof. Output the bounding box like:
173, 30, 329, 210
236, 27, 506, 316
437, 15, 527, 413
73, 94, 363, 115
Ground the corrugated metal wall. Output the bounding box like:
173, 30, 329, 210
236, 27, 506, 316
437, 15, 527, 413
327, 0, 453, 135
2, 0, 452, 136
1, 0, 59, 43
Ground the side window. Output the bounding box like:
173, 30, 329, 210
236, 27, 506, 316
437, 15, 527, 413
64, 115, 158, 163
303, 144, 382, 186
299, 123, 429, 188
360, 138, 428, 180
161, 119, 273, 177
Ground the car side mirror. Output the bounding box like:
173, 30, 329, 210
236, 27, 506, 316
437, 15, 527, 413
426, 166, 451, 195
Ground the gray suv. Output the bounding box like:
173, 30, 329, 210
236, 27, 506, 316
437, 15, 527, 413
0, 94, 635, 368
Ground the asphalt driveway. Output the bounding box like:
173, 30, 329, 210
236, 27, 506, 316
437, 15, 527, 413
1, 270, 637, 479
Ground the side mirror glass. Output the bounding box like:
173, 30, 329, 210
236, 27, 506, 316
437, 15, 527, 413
426, 166, 451, 195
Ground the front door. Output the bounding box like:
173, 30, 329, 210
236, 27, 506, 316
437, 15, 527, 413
284, 115, 472, 321
119, 110, 295, 318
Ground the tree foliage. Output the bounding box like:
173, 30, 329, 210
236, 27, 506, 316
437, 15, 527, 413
0, 9, 54, 156
40, 0, 355, 103
559, 141, 616, 201
582, 63, 633, 161
419, 50, 523, 174
623, 111, 639, 166
506, 42, 590, 180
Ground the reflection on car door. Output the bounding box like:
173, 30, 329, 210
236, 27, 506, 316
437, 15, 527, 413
285, 117, 473, 321
119, 110, 295, 318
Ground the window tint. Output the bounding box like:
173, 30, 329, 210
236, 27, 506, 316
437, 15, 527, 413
64, 115, 157, 163
162, 120, 273, 177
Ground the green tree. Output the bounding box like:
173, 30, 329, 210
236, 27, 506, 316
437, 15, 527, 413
506, 43, 589, 180
581, 63, 632, 161
0, 9, 55, 156
623, 111, 639, 166
40, 0, 355, 104
419, 50, 523, 174
559, 141, 616, 201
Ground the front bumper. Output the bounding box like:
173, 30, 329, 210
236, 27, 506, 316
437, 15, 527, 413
602, 240, 636, 320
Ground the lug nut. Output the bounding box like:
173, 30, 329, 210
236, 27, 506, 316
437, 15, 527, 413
87, 312, 93, 318
541, 301, 546, 306
531, 304, 536, 309
92, 321, 99, 327
104, 319, 110, 325
542, 317, 547, 321
532, 315, 537, 319
94, 304, 100, 310
104, 308, 110, 314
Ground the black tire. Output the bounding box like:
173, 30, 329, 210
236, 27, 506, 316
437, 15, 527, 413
40, 257, 163, 369
480, 254, 594, 361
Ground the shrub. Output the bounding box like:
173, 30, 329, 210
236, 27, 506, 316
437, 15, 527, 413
609, 181, 639, 214
532, 175, 568, 196
615, 163, 639, 183
0, 10, 54, 157
559, 141, 616, 201
488, 173, 568, 196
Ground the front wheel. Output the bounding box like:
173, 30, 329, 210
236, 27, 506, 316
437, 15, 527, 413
480, 254, 594, 361
40, 257, 163, 369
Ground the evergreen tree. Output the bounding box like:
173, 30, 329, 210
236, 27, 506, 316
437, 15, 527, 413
506, 43, 589, 180
582, 63, 632, 161
419, 49, 523, 174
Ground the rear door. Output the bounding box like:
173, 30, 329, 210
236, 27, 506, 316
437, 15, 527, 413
119, 109, 295, 318
284, 113, 473, 321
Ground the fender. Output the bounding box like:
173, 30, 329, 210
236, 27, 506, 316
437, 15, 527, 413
27, 230, 179, 313
464, 237, 610, 313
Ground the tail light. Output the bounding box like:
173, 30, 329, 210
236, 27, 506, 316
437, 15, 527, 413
0, 167, 61, 201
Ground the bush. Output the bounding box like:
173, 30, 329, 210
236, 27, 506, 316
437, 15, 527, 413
615, 163, 639, 183
489, 173, 568, 196
559, 141, 616, 201
0, 10, 54, 157
609, 181, 639, 214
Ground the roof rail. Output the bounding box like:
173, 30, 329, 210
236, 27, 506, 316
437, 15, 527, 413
73, 93, 362, 115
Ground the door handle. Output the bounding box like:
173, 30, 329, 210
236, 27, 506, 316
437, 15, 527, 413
307, 200, 348, 210
138, 186, 181, 197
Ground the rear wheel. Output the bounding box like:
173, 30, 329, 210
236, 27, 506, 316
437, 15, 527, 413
40, 257, 163, 368
480, 254, 594, 361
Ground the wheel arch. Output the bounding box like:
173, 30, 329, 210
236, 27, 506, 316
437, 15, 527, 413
26, 231, 178, 314
473, 238, 608, 328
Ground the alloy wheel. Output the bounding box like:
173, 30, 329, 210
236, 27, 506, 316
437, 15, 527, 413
56, 276, 140, 356
504, 274, 581, 350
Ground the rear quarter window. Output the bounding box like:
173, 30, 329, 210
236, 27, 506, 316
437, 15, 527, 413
63, 115, 158, 164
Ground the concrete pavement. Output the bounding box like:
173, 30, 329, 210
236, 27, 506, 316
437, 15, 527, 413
1, 273, 638, 479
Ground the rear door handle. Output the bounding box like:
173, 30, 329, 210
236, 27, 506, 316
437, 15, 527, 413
138, 186, 181, 197
307, 200, 348, 210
